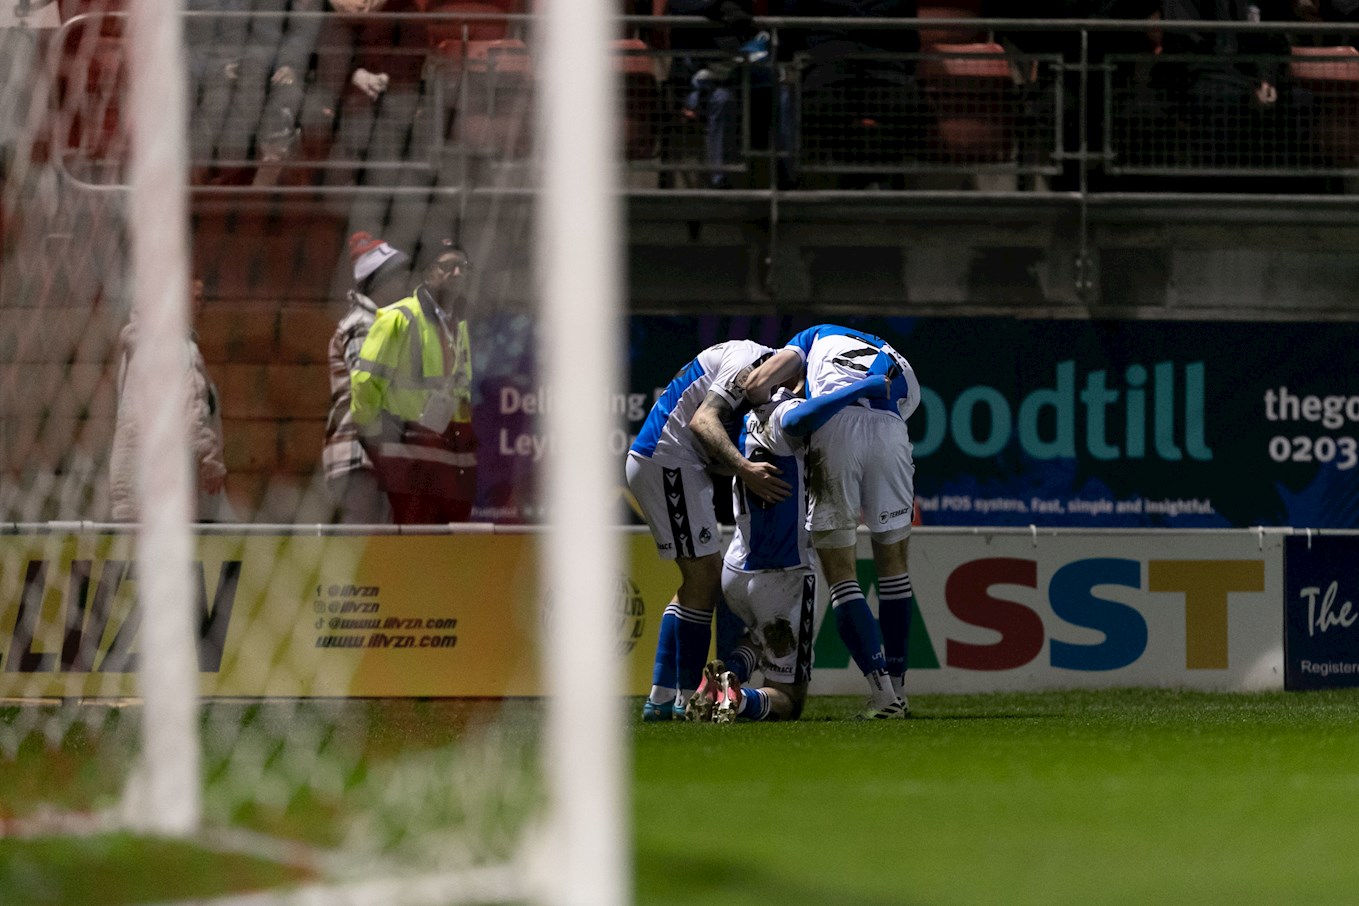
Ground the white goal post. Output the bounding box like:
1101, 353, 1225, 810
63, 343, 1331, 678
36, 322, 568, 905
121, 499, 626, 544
535, 0, 628, 901
123, 0, 201, 837
1, 0, 628, 898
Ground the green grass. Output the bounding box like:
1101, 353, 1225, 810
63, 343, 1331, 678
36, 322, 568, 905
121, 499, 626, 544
0, 835, 309, 904
634, 689, 1359, 906
3, 690, 1359, 904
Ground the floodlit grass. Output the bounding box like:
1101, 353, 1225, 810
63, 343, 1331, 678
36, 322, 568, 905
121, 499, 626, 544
0, 699, 541, 904
3, 690, 1358, 904
634, 689, 1359, 906
0, 835, 310, 904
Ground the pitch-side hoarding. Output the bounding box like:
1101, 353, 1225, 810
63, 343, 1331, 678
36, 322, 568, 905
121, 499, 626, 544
0, 528, 1288, 697
474, 315, 1359, 528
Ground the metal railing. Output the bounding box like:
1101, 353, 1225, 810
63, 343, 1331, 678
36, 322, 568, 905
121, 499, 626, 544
35, 13, 1359, 195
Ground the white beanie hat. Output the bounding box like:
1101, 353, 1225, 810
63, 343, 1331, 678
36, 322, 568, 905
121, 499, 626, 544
349, 231, 408, 283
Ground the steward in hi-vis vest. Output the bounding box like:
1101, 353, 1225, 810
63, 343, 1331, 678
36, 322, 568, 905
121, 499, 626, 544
351, 244, 476, 524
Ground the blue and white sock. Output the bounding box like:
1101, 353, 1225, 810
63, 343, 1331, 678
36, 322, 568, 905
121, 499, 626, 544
675, 604, 713, 699
830, 579, 888, 677
647, 602, 682, 705
738, 687, 771, 721
878, 572, 914, 699
725, 640, 758, 685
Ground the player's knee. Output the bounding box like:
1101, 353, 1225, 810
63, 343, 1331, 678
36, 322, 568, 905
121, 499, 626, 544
677, 551, 723, 588
869, 524, 911, 547
812, 527, 857, 549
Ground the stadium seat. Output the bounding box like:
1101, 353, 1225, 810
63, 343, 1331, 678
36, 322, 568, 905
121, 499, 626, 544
916, 1, 985, 51
3, 304, 123, 366
43, 0, 127, 174
51, 24, 126, 168
423, 0, 528, 75
614, 37, 662, 160
916, 41, 1017, 164
277, 305, 341, 366
425, 0, 533, 157
215, 363, 329, 421
196, 303, 279, 366
57, 0, 126, 37
1289, 45, 1359, 167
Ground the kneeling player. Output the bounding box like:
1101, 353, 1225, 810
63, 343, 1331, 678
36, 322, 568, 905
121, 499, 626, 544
714, 565, 814, 722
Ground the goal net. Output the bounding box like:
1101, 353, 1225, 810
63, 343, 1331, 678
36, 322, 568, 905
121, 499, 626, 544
0, 0, 623, 901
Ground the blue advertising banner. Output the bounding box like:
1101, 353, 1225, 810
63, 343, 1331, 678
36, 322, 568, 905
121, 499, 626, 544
470, 314, 1359, 528
1284, 535, 1359, 690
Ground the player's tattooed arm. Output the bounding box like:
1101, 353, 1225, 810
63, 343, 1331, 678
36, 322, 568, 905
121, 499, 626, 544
691, 391, 792, 504
689, 392, 745, 475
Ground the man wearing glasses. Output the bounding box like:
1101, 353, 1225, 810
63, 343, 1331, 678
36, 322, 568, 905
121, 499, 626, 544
351, 242, 478, 523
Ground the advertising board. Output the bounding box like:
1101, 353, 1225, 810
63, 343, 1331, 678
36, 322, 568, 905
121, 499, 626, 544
1283, 533, 1359, 690
473, 315, 1359, 528
1, 528, 1284, 697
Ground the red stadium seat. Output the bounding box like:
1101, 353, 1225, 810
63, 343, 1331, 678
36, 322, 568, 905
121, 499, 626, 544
916, 1, 985, 50
1290, 46, 1359, 166
52, 29, 127, 166
614, 37, 662, 160
423, 0, 524, 67
52, 0, 126, 168
425, 0, 533, 157
917, 41, 1017, 164
57, 0, 126, 37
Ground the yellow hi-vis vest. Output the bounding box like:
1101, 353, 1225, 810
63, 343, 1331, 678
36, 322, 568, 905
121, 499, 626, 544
350, 287, 472, 431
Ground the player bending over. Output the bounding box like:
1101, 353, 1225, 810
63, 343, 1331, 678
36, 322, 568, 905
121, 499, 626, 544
744, 324, 919, 719
628, 340, 792, 721
692, 371, 898, 722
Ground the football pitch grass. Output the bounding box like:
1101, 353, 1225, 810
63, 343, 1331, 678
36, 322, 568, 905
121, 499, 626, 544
2, 688, 1358, 904
638, 688, 1359, 906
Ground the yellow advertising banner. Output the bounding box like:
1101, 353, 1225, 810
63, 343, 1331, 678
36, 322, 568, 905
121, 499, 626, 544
0, 531, 679, 698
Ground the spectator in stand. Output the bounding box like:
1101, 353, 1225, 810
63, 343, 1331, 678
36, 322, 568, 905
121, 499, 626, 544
185, 0, 325, 184
780, 0, 924, 187
322, 231, 410, 524
673, 0, 771, 68
309, 0, 432, 214
668, 0, 766, 187
1157, 0, 1311, 173
109, 278, 231, 523
350, 240, 477, 524
668, 0, 774, 188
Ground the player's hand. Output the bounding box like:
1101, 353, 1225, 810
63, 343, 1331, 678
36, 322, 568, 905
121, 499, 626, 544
1255, 81, 1278, 107
272, 65, 297, 87
738, 460, 792, 504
